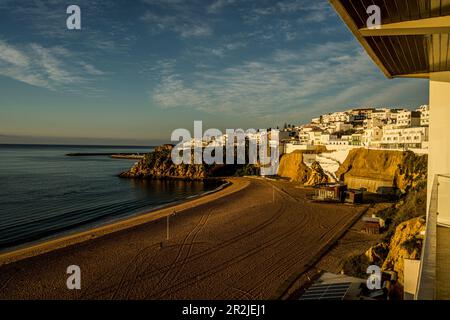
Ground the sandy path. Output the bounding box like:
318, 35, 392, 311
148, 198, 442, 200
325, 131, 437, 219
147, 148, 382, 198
0, 178, 365, 300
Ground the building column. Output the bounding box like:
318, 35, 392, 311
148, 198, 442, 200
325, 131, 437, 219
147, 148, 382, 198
429, 72, 450, 226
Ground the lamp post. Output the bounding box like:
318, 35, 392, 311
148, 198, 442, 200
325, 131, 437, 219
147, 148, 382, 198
166, 210, 176, 241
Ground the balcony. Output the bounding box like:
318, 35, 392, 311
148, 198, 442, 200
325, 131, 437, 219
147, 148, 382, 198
416, 174, 450, 299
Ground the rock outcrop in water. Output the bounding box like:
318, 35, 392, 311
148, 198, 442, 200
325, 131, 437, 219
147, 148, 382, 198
120, 144, 259, 180
120, 145, 207, 180
336, 149, 427, 193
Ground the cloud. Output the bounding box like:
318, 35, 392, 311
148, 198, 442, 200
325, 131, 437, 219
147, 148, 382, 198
244, 0, 332, 23
181, 25, 213, 38
141, 11, 212, 38
80, 63, 107, 76
303, 10, 329, 23
0, 0, 427, 128
140, 0, 214, 38
152, 74, 208, 108
0, 39, 105, 92
188, 40, 247, 58
149, 40, 420, 125
30, 44, 76, 84
0, 0, 135, 54
150, 43, 412, 120
207, 0, 236, 13
0, 41, 29, 67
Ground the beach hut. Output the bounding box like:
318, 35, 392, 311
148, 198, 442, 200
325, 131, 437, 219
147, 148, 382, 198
313, 183, 347, 202
344, 190, 363, 204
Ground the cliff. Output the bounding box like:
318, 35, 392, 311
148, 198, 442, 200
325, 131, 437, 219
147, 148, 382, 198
277, 151, 328, 185
120, 144, 259, 180
277, 151, 311, 183
304, 161, 329, 186
355, 180, 427, 298
336, 149, 427, 193
381, 217, 426, 286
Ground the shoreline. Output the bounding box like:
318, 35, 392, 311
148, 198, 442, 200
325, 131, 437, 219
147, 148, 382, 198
0, 177, 250, 267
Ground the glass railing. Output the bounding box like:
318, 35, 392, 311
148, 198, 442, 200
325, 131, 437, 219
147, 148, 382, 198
416, 174, 450, 300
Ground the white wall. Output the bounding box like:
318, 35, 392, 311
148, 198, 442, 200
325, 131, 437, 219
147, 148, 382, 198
284, 144, 315, 154
429, 72, 450, 226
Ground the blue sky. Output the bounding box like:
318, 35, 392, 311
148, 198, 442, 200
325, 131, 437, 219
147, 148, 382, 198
0, 0, 428, 145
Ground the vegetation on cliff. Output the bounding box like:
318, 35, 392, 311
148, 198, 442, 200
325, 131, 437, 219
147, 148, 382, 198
377, 180, 427, 239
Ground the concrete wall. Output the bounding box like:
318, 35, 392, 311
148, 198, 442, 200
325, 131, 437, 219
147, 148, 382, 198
429, 72, 450, 226
284, 144, 315, 154
343, 175, 394, 193
438, 176, 450, 227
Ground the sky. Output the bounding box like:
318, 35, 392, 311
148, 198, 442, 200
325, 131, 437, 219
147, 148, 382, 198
0, 0, 429, 145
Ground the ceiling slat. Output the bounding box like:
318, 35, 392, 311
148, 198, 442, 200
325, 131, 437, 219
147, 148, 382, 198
331, 0, 450, 78
440, 34, 449, 70
442, 0, 450, 14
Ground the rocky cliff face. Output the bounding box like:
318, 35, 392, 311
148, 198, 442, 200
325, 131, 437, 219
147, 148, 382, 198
304, 161, 329, 186
120, 144, 259, 180
120, 145, 208, 180
277, 151, 311, 183
277, 151, 328, 185
336, 149, 427, 193
382, 217, 425, 286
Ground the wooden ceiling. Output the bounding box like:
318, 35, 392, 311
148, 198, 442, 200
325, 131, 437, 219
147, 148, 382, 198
330, 0, 450, 78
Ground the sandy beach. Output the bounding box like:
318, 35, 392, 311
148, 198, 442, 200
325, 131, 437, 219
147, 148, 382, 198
0, 177, 367, 300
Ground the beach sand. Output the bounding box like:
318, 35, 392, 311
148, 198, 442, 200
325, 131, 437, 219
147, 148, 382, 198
0, 177, 367, 300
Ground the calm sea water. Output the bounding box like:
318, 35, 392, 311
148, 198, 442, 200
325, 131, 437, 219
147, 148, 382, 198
0, 144, 222, 252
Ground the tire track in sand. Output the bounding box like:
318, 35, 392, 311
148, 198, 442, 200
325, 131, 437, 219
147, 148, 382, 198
151, 209, 212, 293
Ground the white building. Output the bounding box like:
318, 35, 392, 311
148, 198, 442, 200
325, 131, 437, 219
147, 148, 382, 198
364, 117, 384, 129
326, 137, 350, 150
363, 127, 383, 147
321, 111, 350, 124
381, 126, 429, 149
311, 117, 321, 124
284, 143, 316, 154
418, 105, 430, 127
396, 110, 422, 128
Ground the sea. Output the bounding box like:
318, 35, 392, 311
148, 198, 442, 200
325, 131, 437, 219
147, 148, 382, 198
0, 144, 222, 252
